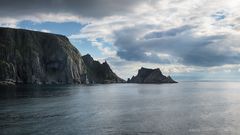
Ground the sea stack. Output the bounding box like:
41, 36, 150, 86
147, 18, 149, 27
127, 67, 177, 84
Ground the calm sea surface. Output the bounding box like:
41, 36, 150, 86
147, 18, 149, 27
0, 82, 240, 135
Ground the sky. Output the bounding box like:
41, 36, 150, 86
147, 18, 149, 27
1, 0, 240, 81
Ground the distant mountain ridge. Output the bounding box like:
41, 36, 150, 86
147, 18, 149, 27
127, 67, 177, 84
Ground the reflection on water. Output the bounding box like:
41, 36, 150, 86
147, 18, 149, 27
0, 82, 240, 135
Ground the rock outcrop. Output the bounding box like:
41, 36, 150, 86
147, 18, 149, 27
82, 54, 125, 84
127, 67, 177, 84
0, 27, 87, 85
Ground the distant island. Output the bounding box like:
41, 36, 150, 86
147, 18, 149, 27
127, 67, 177, 84
0, 27, 177, 85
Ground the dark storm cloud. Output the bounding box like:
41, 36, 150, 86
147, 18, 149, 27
117, 50, 171, 64
0, 0, 145, 18
114, 26, 240, 67
144, 25, 193, 39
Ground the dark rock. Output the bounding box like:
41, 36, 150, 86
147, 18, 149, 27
82, 54, 125, 84
0, 79, 16, 86
128, 67, 177, 84
127, 78, 131, 83
0, 27, 87, 85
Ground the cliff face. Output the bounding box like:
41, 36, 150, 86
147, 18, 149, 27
128, 67, 177, 84
0, 27, 87, 85
82, 54, 125, 84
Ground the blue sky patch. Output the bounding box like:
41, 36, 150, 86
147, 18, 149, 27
18, 21, 85, 36
212, 11, 227, 21
70, 38, 103, 58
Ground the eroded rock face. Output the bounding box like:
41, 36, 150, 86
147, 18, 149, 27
82, 54, 125, 84
0, 27, 87, 85
128, 67, 177, 84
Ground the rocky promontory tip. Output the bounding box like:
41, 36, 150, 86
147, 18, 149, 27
127, 67, 177, 84
82, 54, 125, 84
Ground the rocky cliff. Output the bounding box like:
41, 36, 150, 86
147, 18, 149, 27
0, 27, 87, 85
127, 67, 177, 84
82, 54, 125, 84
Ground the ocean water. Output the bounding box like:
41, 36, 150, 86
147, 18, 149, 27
0, 82, 240, 135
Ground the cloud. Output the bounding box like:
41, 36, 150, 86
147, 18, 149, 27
144, 25, 194, 39
0, 0, 151, 27
0, 0, 146, 19
114, 25, 240, 67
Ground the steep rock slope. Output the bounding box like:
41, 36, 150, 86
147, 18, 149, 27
82, 54, 125, 84
0, 27, 87, 85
